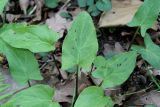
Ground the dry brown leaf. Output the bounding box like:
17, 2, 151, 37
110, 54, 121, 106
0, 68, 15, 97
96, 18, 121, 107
31, 0, 44, 22
54, 80, 74, 103
99, 0, 142, 27
103, 42, 124, 57
6, 14, 21, 22
133, 91, 160, 106
46, 11, 71, 38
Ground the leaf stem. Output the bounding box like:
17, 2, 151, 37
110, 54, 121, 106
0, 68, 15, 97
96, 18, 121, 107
71, 65, 79, 107
27, 80, 31, 87
127, 27, 140, 51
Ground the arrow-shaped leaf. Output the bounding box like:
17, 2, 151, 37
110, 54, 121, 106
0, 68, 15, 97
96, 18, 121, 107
128, 0, 160, 37
132, 33, 160, 69
62, 12, 98, 70
92, 51, 137, 88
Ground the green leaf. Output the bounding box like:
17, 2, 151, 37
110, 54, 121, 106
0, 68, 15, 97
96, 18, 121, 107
96, 0, 112, 11
44, 0, 59, 8
60, 11, 72, 19
62, 12, 98, 70
0, 24, 59, 53
145, 105, 157, 107
2, 84, 60, 107
74, 86, 114, 107
87, 0, 94, 6
92, 51, 137, 88
0, 39, 42, 84
132, 33, 160, 69
0, 0, 8, 14
88, 5, 101, 16
77, 0, 87, 7
128, 0, 160, 37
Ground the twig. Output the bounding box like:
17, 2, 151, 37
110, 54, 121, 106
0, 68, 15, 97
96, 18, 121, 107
52, 54, 64, 80
60, 0, 71, 10
127, 27, 140, 51
122, 85, 152, 96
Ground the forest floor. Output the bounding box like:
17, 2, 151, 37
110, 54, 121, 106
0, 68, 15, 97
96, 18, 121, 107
1, 0, 160, 107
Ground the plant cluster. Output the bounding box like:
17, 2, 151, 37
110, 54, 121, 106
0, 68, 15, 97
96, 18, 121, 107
77, 0, 112, 16
0, 0, 160, 107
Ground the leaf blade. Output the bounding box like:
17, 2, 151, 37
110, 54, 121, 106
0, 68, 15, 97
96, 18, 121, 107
62, 12, 98, 70
0, 0, 8, 14
0, 39, 42, 84
128, 0, 160, 37
2, 84, 60, 107
132, 33, 160, 69
0, 24, 59, 53
92, 51, 137, 88
74, 86, 114, 107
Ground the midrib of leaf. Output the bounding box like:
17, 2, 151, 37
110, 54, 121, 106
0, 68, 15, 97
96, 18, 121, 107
75, 19, 86, 65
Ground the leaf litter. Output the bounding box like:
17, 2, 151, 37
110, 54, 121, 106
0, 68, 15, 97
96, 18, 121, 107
1, 0, 160, 107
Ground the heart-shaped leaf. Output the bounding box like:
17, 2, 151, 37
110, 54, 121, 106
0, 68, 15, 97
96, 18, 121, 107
0, 24, 59, 53
74, 86, 114, 107
62, 12, 98, 70
0, 39, 42, 84
92, 51, 137, 88
132, 33, 160, 69
128, 0, 160, 37
2, 84, 60, 107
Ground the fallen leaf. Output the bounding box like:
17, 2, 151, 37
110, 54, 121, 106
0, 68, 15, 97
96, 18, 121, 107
99, 0, 142, 27
46, 11, 71, 38
103, 42, 124, 58
54, 80, 74, 103
127, 91, 160, 106
31, 0, 44, 22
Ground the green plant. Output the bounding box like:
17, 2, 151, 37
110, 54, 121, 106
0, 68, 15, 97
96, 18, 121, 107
77, 0, 112, 16
128, 0, 160, 37
74, 86, 114, 107
1, 0, 160, 106
0, 0, 8, 14
44, 0, 59, 9
0, 24, 59, 84
2, 84, 60, 107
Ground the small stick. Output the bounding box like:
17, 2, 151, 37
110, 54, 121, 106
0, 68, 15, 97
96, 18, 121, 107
52, 54, 64, 80
127, 27, 140, 51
